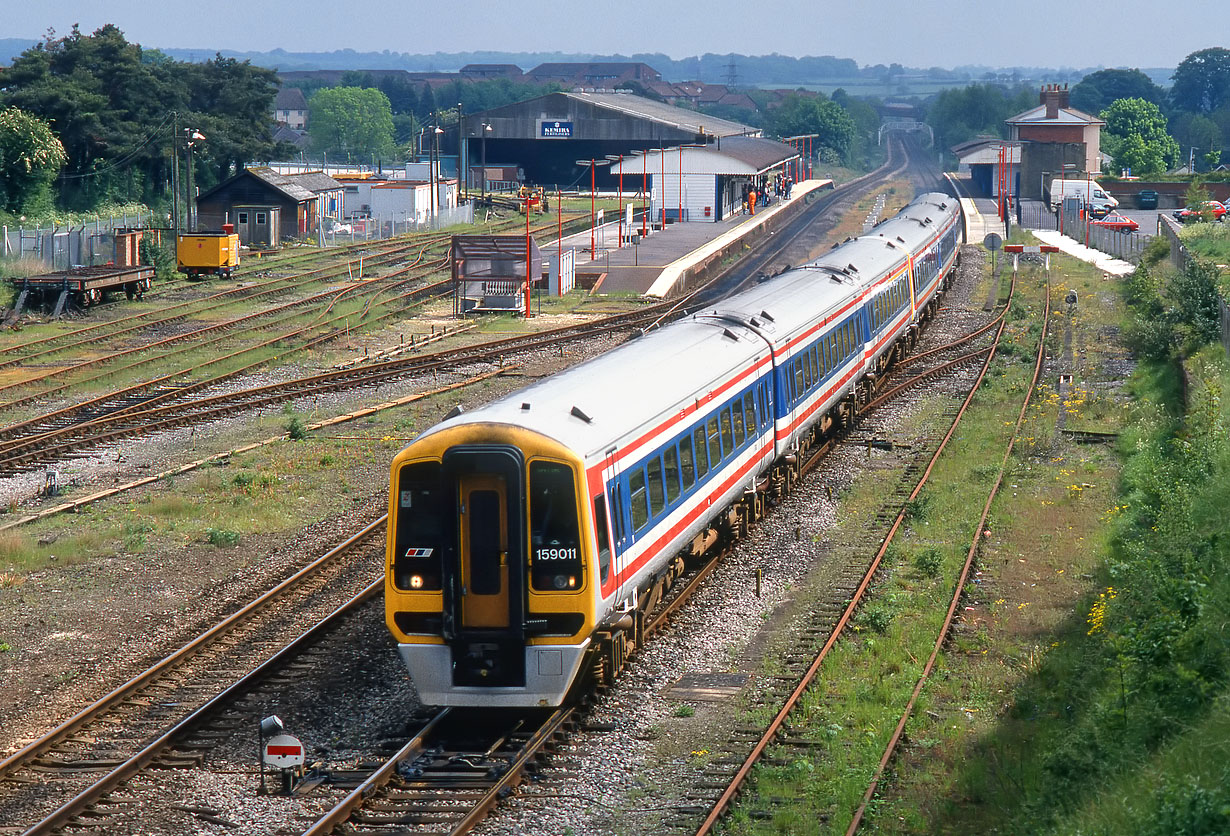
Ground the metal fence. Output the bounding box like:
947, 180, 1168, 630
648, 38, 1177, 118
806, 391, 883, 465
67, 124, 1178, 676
321, 204, 475, 246
2, 212, 156, 270
1016, 200, 1151, 263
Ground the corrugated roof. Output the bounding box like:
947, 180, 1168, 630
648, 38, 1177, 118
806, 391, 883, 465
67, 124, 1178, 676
291, 171, 345, 193
564, 91, 756, 138
715, 136, 798, 171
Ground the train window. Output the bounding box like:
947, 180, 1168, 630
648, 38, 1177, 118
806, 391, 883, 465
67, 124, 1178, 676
592, 496, 610, 582
629, 469, 648, 531
829, 334, 838, 367
530, 461, 583, 591
720, 409, 733, 456
663, 446, 681, 504
732, 401, 745, 447
680, 438, 696, 489
804, 351, 813, 389
469, 490, 503, 595
744, 392, 756, 434
694, 427, 709, 477
646, 456, 665, 516
707, 418, 722, 467
794, 358, 804, 398
393, 461, 447, 591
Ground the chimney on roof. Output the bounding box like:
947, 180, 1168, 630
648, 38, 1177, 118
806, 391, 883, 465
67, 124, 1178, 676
1040, 83, 1068, 120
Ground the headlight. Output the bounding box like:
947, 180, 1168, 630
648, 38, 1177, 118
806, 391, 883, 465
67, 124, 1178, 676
409, 575, 424, 589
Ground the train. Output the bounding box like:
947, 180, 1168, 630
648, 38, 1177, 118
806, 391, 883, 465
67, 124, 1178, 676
176, 227, 240, 279
385, 192, 964, 707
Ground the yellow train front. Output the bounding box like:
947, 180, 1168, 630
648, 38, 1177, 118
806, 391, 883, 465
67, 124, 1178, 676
386, 422, 598, 707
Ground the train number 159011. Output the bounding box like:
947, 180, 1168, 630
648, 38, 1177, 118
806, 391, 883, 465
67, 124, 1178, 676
535, 547, 578, 561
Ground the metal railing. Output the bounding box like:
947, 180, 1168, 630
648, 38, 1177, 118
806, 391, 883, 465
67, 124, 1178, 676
1017, 200, 1151, 263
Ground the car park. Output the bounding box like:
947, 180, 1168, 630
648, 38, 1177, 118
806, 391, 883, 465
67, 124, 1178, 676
1173, 201, 1227, 223
1091, 212, 1140, 232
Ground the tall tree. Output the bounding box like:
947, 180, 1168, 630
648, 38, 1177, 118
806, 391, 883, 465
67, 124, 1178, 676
0, 106, 67, 213
924, 83, 1034, 151
308, 86, 395, 159
1100, 98, 1179, 176
1170, 47, 1230, 114
770, 93, 856, 162
1071, 68, 1165, 114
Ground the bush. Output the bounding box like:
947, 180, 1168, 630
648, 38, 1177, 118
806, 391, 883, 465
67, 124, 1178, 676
913, 547, 944, 578
139, 237, 175, 280
206, 528, 240, 547
285, 415, 307, 440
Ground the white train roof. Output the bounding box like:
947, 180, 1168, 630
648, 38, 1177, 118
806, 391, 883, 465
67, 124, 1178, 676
423, 314, 768, 460
414, 192, 959, 462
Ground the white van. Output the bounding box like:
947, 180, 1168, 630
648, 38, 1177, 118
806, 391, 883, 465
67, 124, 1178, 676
1049, 179, 1119, 216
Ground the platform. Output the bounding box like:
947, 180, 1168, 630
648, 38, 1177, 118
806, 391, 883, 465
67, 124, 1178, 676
542, 179, 832, 298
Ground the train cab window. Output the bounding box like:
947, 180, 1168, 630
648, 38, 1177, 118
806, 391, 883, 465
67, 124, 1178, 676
646, 456, 665, 515
592, 496, 610, 583
743, 392, 756, 434
393, 461, 447, 591
680, 438, 696, 489
707, 418, 722, 468
732, 402, 745, 447
529, 461, 583, 591
720, 409, 733, 456
629, 468, 649, 531
663, 446, 681, 503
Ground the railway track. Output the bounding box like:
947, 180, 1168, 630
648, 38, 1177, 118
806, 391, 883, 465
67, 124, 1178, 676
0, 519, 387, 834
677, 262, 1047, 836
0, 290, 701, 474
2, 259, 1004, 836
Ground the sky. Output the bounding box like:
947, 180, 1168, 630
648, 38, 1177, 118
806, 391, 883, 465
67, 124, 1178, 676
0, 0, 1222, 70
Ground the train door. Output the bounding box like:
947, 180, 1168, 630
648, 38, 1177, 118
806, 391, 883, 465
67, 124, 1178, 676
458, 473, 510, 628
442, 445, 526, 688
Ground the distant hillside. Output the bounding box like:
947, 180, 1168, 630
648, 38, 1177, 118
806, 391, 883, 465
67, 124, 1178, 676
0, 37, 1173, 91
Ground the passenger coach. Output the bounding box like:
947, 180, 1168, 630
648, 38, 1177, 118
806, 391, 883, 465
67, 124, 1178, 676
386, 193, 962, 706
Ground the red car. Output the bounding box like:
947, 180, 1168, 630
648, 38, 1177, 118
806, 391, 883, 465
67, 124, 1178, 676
1173, 201, 1227, 223
1091, 212, 1140, 232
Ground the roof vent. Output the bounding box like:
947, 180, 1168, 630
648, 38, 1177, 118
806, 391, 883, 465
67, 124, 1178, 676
520, 402, 531, 411
847, 264, 859, 273
444, 405, 464, 420
722, 327, 739, 341
570, 405, 593, 423
896, 236, 906, 244
759, 310, 775, 322
749, 317, 761, 327
885, 241, 896, 249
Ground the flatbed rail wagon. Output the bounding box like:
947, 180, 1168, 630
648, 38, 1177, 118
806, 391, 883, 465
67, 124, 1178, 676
8, 264, 154, 317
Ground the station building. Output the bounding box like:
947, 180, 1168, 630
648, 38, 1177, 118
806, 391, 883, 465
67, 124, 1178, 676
456, 91, 798, 222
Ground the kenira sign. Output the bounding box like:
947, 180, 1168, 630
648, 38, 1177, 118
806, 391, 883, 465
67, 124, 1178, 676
541, 121, 573, 139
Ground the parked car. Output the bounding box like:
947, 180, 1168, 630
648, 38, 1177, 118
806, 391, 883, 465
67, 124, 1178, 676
1173, 201, 1227, 223
1137, 189, 1158, 210
1091, 212, 1140, 232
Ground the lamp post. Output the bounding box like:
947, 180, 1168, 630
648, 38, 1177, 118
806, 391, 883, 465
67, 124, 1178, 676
575, 158, 610, 260
457, 101, 465, 202
184, 128, 204, 231
430, 123, 444, 226
480, 123, 493, 201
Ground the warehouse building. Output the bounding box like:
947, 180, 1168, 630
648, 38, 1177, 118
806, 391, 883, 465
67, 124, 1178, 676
456, 91, 761, 192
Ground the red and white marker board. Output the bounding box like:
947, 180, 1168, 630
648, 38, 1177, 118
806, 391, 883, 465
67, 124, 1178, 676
263, 734, 305, 769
